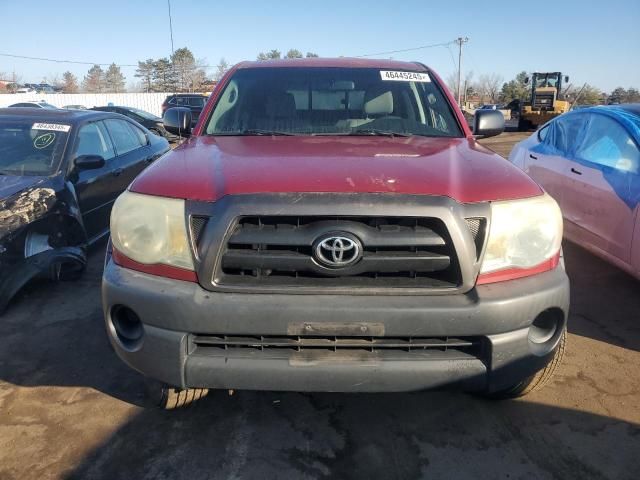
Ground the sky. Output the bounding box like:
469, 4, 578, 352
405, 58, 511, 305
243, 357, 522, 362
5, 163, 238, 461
1, 0, 639, 92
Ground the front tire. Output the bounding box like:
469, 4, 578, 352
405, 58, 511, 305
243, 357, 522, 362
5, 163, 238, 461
517, 117, 533, 131
488, 328, 566, 399
24, 230, 86, 281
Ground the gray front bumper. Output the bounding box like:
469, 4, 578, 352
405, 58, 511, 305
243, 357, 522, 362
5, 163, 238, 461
102, 259, 570, 393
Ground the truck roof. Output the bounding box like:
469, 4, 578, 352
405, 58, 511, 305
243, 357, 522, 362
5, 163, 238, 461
236, 57, 428, 71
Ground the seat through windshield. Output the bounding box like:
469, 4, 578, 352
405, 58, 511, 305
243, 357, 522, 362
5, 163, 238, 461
205, 67, 462, 138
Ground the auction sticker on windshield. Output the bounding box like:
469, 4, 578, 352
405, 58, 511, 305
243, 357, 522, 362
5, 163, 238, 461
32, 123, 71, 132
380, 71, 431, 82
34, 132, 56, 149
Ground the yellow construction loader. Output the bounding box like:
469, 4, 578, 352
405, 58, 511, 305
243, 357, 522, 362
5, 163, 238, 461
518, 72, 570, 131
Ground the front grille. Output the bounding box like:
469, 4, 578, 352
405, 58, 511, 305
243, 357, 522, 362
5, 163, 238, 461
192, 334, 484, 357
189, 216, 208, 259
533, 92, 555, 110
190, 216, 208, 241
464, 217, 487, 260
215, 216, 461, 289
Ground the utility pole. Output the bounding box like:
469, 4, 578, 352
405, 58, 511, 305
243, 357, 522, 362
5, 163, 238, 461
167, 0, 175, 56
455, 37, 469, 107
167, 0, 176, 93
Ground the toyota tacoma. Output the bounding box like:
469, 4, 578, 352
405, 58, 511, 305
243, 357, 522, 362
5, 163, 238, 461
103, 58, 569, 409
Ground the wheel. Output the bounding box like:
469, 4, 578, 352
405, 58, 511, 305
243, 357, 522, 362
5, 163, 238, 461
517, 117, 532, 131
24, 230, 52, 257
144, 378, 209, 409
24, 230, 86, 281
487, 328, 566, 399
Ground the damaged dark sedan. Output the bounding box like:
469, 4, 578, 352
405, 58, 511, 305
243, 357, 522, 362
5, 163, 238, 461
0, 108, 170, 312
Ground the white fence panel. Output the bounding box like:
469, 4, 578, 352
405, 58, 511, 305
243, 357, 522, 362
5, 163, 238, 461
0, 93, 178, 117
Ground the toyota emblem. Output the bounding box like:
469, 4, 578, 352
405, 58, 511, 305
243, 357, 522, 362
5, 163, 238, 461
313, 233, 362, 268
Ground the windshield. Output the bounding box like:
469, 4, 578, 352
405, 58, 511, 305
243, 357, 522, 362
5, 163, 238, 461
206, 67, 462, 137
0, 121, 70, 175
126, 107, 160, 121
534, 74, 559, 89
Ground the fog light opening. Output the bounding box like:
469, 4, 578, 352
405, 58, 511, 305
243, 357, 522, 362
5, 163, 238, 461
528, 308, 564, 355
530, 311, 558, 344
110, 305, 144, 351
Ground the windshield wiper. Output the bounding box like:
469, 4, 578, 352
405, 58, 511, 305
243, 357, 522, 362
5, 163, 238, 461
241, 129, 298, 136
349, 129, 412, 138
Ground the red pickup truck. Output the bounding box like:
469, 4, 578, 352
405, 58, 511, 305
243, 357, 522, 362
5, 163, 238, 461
103, 58, 569, 409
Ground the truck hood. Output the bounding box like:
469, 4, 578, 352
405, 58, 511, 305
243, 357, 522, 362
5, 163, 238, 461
130, 135, 542, 203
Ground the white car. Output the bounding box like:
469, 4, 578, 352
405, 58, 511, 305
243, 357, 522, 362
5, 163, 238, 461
8, 101, 58, 109
15, 87, 36, 94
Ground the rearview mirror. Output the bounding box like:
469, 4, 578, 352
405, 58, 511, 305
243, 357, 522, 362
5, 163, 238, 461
473, 110, 505, 139
330, 80, 355, 91
74, 154, 105, 170
163, 107, 192, 137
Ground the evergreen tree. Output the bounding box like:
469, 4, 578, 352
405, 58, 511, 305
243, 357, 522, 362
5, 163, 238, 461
104, 63, 125, 93
82, 64, 104, 93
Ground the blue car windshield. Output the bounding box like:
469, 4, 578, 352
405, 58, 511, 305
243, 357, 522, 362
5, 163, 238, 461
0, 120, 70, 175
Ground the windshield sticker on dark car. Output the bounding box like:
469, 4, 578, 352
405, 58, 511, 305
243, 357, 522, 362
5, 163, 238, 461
32, 122, 71, 132
34, 132, 56, 149
380, 71, 430, 82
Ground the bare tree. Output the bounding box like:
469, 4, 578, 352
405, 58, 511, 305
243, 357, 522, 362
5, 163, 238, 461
45, 73, 64, 89
445, 70, 474, 97
213, 58, 229, 81
190, 66, 207, 92
478, 73, 504, 103
1, 71, 21, 92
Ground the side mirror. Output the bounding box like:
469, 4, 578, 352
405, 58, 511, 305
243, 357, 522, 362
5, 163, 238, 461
524, 76, 530, 85
163, 107, 192, 137
74, 154, 105, 170
473, 110, 505, 139
564, 75, 570, 83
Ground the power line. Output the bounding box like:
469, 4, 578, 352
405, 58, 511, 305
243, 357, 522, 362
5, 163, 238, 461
0, 52, 220, 69
354, 41, 455, 58
1, 39, 462, 71
444, 44, 457, 71
0, 52, 138, 67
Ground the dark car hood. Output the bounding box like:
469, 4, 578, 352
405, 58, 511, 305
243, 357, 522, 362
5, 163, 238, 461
130, 135, 542, 204
0, 175, 48, 202
0, 175, 58, 238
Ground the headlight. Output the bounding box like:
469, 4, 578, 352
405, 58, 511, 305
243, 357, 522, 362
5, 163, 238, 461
481, 193, 562, 274
110, 191, 194, 270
